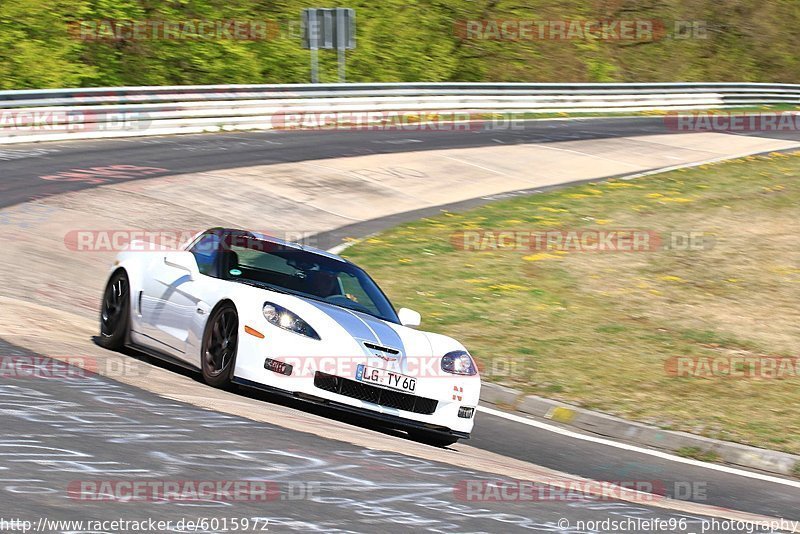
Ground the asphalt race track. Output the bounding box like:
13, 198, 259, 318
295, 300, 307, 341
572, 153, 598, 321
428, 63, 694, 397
2, 338, 748, 534
1, 118, 799, 533
6, 115, 800, 210
2, 117, 673, 208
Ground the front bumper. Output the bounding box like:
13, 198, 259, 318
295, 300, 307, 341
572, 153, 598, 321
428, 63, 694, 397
233, 319, 480, 437
232, 376, 471, 439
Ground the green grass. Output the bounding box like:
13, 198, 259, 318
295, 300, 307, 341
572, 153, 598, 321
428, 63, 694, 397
344, 151, 800, 454
676, 447, 721, 463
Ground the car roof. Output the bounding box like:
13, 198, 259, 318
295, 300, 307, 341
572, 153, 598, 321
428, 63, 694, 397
219, 228, 348, 263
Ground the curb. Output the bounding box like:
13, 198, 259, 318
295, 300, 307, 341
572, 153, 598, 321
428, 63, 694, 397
480, 383, 800, 477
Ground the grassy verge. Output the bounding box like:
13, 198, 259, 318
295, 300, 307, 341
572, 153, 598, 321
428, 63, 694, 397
343, 151, 800, 455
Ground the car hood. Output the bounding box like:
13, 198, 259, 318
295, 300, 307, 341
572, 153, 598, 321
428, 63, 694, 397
258, 290, 467, 373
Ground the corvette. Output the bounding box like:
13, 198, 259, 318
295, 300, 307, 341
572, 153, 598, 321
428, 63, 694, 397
98, 228, 480, 446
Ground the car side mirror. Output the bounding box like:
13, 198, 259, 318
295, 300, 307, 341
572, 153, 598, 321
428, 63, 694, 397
164, 251, 197, 279
398, 307, 421, 327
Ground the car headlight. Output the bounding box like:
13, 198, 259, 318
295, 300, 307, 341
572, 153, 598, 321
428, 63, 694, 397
441, 350, 477, 376
262, 302, 320, 340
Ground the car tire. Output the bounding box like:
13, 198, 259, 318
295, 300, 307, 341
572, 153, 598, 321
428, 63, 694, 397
407, 429, 459, 448
98, 270, 130, 350
201, 302, 239, 388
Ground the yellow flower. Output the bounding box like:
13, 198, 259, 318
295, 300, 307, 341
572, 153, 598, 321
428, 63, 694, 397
539, 207, 567, 213
523, 253, 559, 262
486, 283, 526, 292
536, 219, 562, 227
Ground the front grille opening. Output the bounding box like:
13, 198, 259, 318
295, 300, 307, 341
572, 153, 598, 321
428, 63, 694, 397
314, 372, 438, 415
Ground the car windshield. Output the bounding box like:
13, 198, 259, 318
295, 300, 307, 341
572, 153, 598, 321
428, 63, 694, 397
219, 234, 399, 323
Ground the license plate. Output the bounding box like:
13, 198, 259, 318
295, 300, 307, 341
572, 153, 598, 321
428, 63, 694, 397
356, 364, 416, 393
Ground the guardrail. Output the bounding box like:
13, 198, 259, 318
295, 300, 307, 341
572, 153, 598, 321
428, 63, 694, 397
1, 82, 799, 144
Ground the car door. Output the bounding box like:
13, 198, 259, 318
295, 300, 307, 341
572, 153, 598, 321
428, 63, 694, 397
139, 232, 221, 357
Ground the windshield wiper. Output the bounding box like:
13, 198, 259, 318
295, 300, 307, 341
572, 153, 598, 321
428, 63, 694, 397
231, 279, 291, 295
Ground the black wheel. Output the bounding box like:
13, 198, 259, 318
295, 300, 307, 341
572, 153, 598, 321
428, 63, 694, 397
407, 429, 459, 448
98, 270, 130, 350
201, 303, 238, 388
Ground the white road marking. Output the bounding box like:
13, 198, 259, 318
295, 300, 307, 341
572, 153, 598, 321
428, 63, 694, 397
440, 155, 513, 177
478, 405, 800, 489
534, 142, 643, 168
373, 139, 423, 144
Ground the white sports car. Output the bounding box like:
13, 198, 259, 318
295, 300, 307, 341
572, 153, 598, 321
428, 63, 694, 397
98, 228, 480, 446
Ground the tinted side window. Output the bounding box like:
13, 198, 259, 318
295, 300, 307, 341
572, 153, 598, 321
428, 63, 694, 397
190, 233, 221, 277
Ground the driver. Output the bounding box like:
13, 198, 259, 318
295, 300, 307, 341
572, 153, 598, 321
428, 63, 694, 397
308, 270, 339, 297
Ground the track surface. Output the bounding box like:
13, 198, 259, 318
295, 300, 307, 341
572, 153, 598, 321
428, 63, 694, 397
6, 116, 799, 210
1, 340, 732, 534
1, 119, 799, 531
469, 410, 799, 519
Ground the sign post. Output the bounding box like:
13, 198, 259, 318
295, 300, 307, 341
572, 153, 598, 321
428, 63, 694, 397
302, 8, 356, 83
